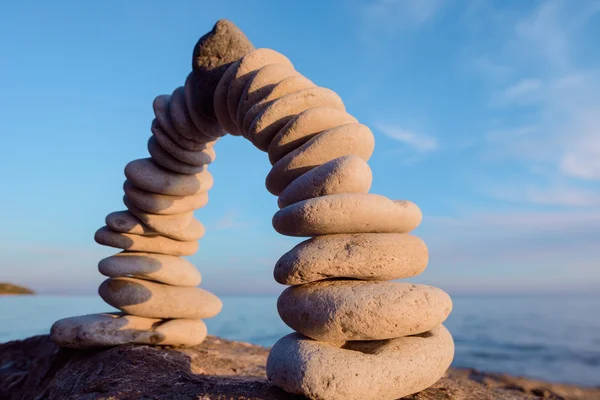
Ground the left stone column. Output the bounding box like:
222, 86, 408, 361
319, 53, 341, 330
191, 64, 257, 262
51, 87, 222, 348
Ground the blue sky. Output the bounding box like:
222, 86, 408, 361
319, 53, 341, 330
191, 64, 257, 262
1, 0, 599, 296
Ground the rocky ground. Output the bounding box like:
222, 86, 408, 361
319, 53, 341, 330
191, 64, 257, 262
0, 335, 598, 400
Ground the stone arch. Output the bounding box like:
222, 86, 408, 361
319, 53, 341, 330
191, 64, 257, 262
50, 20, 454, 399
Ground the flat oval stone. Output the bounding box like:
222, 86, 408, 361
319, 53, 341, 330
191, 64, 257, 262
277, 281, 452, 341
268, 107, 358, 164
277, 155, 372, 208
148, 136, 206, 175
94, 226, 198, 256
99, 277, 222, 319
124, 196, 192, 229
266, 325, 454, 400
227, 49, 293, 131
51, 313, 207, 348
169, 86, 204, 143
273, 194, 422, 236
151, 120, 216, 166
184, 72, 225, 140
105, 211, 154, 236
274, 233, 428, 285
99, 251, 201, 287
153, 93, 205, 152
236, 63, 298, 129
213, 60, 241, 134
124, 197, 204, 242
242, 75, 315, 138
247, 86, 345, 151
266, 123, 374, 195
124, 180, 208, 215
124, 158, 213, 196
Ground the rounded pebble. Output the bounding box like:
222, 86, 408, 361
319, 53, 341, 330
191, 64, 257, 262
274, 233, 428, 285
268, 107, 358, 164
273, 194, 422, 236
184, 72, 225, 140
236, 63, 298, 129
213, 60, 241, 134
105, 211, 154, 236
99, 251, 202, 287
277, 280, 452, 341
94, 226, 198, 256
242, 75, 315, 138
227, 49, 293, 131
124, 180, 208, 215
148, 136, 206, 175
266, 325, 454, 400
51, 313, 207, 348
99, 277, 222, 319
277, 155, 372, 208
248, 86, 344, 151
151, 120, 216, 166
125, 158, 213, 196
266, 123, 374, 195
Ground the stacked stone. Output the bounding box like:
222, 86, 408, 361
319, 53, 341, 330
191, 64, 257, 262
50, 89, 224, 349
212, 48, 455, 399
49, 19, 257, 349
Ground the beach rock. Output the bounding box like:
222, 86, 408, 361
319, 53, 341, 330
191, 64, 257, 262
151, 120, 216, 166
190, 19, 254, 120
124, 180, 208, 215
124, 197, 191, 230
277, 155, 372, 208
184, 72, 224, 140
227, 49, 294, 130
267, 325, 454, 400
94, 226, 199, 256
214, 60, 242, 134
169, 87, 203, 142
99, 277, 222, 319
268, 107, 358, 164
2, 333, 594, 400
98, 252, 202, 287
247, 87, 345, 151
153, 93, 205, 152
274, 233, 428, 285
277, 281, 452, 341
236, 63, 298, 129
273, 194, 422, 236
50, 313, 207, 348
266, 123, 374, 195
125, 158, 213, 196
242, 75, 316, 138
147, 135, 206, 175
124, 198, 204, 242
105, 211, 154, 236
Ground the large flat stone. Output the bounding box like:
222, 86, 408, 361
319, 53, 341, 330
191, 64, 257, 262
274, 233, 428, 285
277, 281, 452, 341
267, 325, 454, 400
98, 277, 222, 319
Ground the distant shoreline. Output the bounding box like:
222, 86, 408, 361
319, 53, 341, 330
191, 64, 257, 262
0, 282, 35, 295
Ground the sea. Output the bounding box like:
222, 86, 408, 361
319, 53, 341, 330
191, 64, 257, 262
1, 294, 599, 387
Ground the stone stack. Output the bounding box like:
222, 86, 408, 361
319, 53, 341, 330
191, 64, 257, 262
211, 48, 455, 399
50, 20, 254, 349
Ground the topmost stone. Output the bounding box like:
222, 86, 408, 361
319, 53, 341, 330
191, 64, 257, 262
190, 19, 254, 120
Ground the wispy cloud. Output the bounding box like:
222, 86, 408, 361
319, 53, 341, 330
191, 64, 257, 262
376, 123, 438, 152
211, 210, 253, 231
489, 184, 600, 207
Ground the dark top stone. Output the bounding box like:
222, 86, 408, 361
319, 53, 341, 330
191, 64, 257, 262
189, 19, 254, 120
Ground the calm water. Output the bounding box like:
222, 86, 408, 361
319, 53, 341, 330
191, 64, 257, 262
1, 294, 599, 386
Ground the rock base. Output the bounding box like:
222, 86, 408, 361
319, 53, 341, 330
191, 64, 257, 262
1, 335, 597, 400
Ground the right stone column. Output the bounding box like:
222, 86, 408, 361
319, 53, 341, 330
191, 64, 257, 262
212, 42, 455, 399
